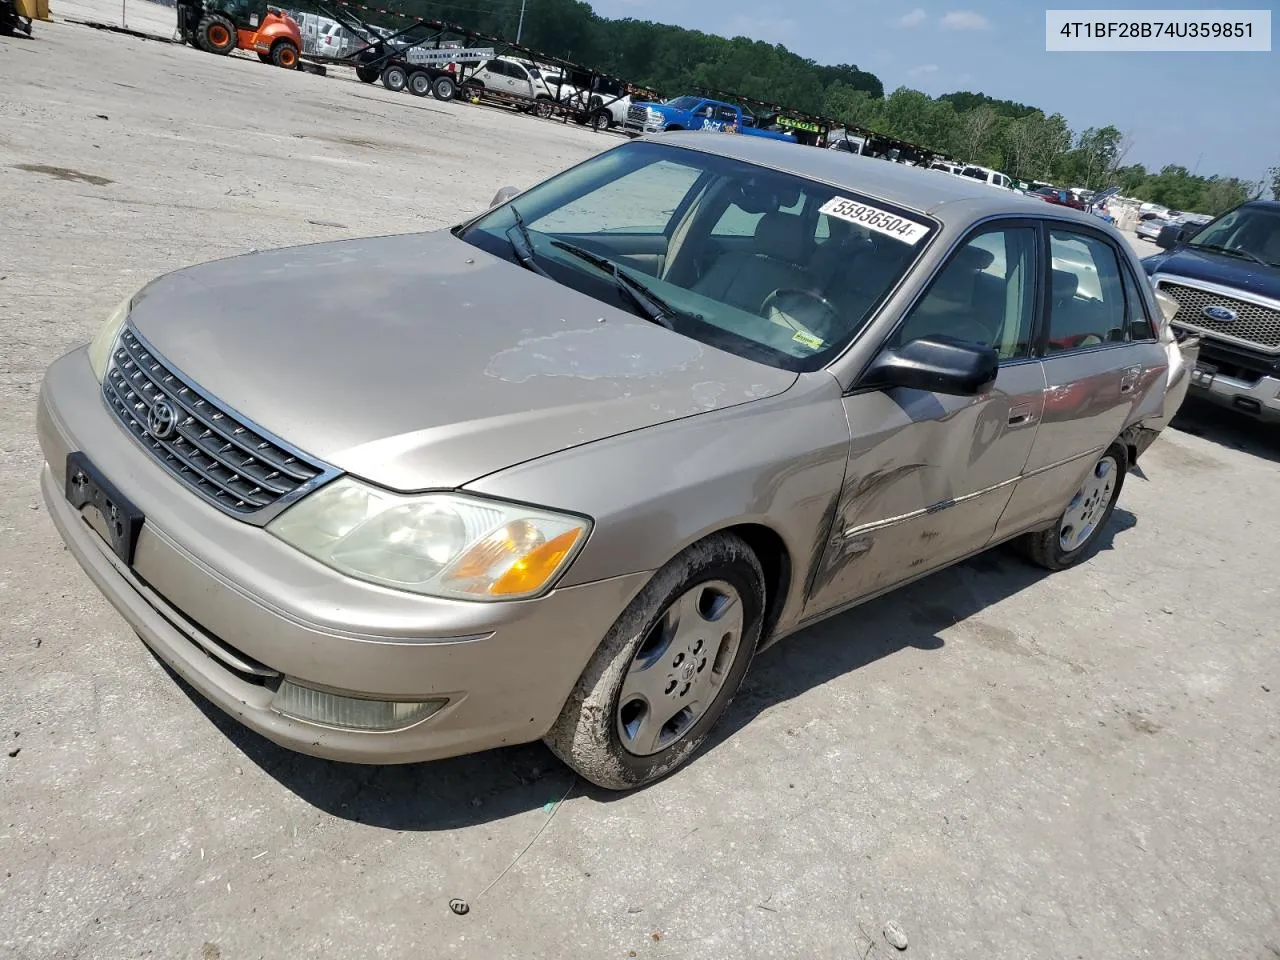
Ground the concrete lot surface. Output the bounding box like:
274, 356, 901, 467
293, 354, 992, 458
3, 12, 1280, 960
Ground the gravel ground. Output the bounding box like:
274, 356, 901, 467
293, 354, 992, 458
3, 12, 1280, 960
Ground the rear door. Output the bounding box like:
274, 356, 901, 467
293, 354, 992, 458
806, 220, 1047, 614
995, 222, 1169, 538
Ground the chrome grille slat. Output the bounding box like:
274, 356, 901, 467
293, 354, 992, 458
118, 333, 315, 483
1159, 280, 1280, 353
102, 325, 334, 519
107, 357, 295, 498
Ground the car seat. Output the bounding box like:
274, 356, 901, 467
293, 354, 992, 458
690, 212, 814, 314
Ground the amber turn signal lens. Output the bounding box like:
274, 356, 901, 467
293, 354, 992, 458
488, 530, 584, 597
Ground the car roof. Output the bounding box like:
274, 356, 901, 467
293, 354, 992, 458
649, 133, 1102, 225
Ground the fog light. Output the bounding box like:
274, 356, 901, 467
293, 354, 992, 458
271, 681, 446, 732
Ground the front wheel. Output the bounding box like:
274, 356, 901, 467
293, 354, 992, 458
270, 39, 298, 69
1022, 442, 1127, 570
544, 533, 765, 791
590, 109, 611, 132
196, 13, 236, 54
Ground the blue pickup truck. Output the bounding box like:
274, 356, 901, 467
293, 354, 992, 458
623, 96, 797, 142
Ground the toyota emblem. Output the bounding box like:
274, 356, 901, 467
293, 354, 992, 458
147, 399, 178, 440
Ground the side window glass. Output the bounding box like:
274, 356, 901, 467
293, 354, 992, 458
891, 226, 1037, 361
1121, 265, 1157, 341
1047, 231, 1128, 352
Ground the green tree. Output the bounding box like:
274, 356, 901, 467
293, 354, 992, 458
1270, 166, 1280, 201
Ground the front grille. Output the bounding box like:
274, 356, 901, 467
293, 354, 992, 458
1159, 280, 1280, 353
103, 326, 332, 518
627, 104, 648, 125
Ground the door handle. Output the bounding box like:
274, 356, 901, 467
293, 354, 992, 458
1008, 403, 1036, 427
1120, 364, 1143, 394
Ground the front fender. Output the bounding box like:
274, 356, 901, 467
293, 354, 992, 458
464, 372, 851, 639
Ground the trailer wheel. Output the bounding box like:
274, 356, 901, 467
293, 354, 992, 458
196, 13, 237, 55
355, 65, 379, 83
270, 39, 299, 69
407, 71, 431, 96
431, 75, 457, 101
534, 97, 554, 119
381, 64, 408, 92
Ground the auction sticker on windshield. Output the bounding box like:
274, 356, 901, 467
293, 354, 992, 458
820, 197, 930, 245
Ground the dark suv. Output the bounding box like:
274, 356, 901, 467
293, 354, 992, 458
1142, 200, 1280, 423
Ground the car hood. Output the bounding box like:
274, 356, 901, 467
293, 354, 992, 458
1143, 246, 1280, 300
128, 231, 796, 491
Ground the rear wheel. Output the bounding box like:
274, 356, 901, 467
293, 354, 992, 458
381, 63, 407, 92
544, 533, 765, 791
590, 108, 611, 132
431, 74, 457, 101
1022, 442, 1128, 570
269, 39, 298, 69
533, 96, 554, 118
196, 13, 236, 55
407, 70, 431, 96
355, 64, 379, 83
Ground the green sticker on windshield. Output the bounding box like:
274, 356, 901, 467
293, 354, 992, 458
792, 330, 824, 350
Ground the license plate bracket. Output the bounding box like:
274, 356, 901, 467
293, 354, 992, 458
65, 452, 145, 566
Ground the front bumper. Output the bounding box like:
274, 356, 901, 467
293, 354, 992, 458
37, 347, 649, 764
1187, 370, 1280, 423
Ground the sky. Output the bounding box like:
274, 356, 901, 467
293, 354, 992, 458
585, 0, 1279, 183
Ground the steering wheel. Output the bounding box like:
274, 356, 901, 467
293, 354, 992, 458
760, 288, 843, 344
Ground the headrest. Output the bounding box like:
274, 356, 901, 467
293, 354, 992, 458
952, 245, 995, 274
754, 212, 806, 262
1052, 268, 1079, 301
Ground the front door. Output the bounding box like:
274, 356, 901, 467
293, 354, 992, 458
806, 221, 1046, 615
995, 224, 1170, 538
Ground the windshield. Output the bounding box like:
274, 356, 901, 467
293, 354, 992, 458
665, 96, 703, 110
1187, 204, 1280, 267
459, 140, 937, 372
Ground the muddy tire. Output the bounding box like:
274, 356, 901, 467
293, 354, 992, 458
197, 13, 236, 55
1022, 442, 1127, 571
270, 39, 298, 69
544, 533, 765, 791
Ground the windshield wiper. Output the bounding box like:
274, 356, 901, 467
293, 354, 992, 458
1191, 242, 1270, 267
505, 206, 553, 278
549, 239, 678, 330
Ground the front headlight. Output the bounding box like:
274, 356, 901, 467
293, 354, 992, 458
267, 477, 591, 601
87, 290, 138, 382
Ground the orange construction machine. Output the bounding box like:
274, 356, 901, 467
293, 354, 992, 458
176, 0, 303, 68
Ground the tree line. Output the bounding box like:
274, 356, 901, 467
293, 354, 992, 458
344, 0, 1277, 215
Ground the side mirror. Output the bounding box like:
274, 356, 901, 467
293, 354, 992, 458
1155, 224, 1183, 249
489, 185, 521, 209
863, 336, 999, 396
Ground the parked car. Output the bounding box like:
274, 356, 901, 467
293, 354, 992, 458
623, 96, 797, 142
959, 164, 1016, 191
464, 56, 580, 114
1136, 217, 1170, 242
38, 134, 1191, 791
1142, 199, 1280, 422
1031, 186, 1087, 210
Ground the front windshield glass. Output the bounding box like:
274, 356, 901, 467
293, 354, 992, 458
664, 96, 702, 110
459, 140, 937, 372
1186, 204, 1280, 266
